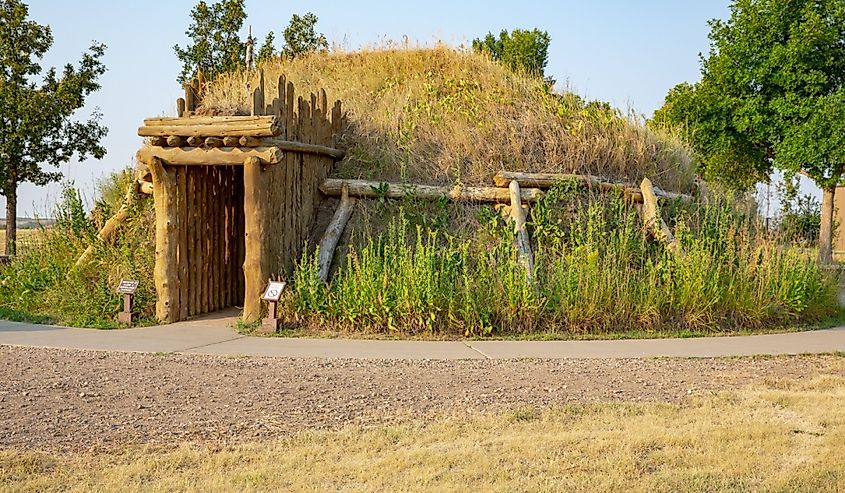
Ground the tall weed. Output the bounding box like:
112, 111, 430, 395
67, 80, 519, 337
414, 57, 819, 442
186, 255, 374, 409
287, 189, 837, 336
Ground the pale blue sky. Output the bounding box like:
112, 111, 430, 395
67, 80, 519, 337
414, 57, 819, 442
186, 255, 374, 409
12, 0, 736, 216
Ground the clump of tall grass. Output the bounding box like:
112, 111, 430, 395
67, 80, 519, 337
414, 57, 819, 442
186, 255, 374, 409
0, 171, 156, 328
201, 45, 698, 193
287, 185, 837, 336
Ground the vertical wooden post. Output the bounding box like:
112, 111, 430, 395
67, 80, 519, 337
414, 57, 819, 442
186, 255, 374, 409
146, 157, 179, 323
509, 180, 535, 286
243, 156, 268, 322
177, 166, 189, 321
200, 168, 210, 314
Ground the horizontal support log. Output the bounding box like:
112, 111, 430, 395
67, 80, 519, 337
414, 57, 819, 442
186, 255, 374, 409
144, 115, 274, 126
320, 179, 544, 203
138, 115, 281, 138
261, 139, 345, 160
492, 171, 694, 203
137, 145, 283, 166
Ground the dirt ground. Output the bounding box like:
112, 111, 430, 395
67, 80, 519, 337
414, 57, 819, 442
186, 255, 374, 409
0, 346, 842, 452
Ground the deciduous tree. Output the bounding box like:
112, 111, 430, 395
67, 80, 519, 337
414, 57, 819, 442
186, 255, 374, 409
280, 13, 328, 59
653, 0, 845, 262
472, 29, 550, 77
174, 0, 246, 83
0, 0, 107, 255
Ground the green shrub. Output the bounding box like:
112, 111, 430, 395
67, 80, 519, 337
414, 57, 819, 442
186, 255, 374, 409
0, 172, 156, 328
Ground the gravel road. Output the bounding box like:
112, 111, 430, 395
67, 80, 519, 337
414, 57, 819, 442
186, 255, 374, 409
1, 346, 842, 451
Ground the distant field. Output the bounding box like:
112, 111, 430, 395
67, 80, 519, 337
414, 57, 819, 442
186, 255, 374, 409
0, 228, 44, 255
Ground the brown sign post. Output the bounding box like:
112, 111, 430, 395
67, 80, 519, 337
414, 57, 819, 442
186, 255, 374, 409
261, 281, 286, 333
117, 280, 139, 325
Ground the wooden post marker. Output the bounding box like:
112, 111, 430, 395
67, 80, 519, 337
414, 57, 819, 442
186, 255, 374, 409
261, 281, 286, 333
117, 279, 139, 325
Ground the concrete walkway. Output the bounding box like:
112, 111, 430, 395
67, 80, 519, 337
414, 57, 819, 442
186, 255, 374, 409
0, 311, 844, 360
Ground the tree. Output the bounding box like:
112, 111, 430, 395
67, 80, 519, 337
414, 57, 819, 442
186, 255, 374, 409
174, 0, 246, 83
472, 29, 551, 77
0, 0, 107, 255
257, 32, 276, 63
653, 0, 845, 262
280, 13, 328, 59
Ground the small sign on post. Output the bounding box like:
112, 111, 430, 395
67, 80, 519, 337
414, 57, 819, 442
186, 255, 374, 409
117, 280, 139, 325
261, 281, 286, 333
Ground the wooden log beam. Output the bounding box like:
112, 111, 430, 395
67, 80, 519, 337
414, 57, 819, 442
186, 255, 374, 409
492, 171, 694, 203
205, 136, 223, 148
137, 145, 283, 166
75, 184, 136, 267
138, 115, 281, 138
261, 138, 345, 160
146, 156, 180, 323
319, 179, 544, 203
317, 184, 356, 282
640, 178, 684, 257
166, 136, 184, 148
242, 156, 269, 323
508, 180, 535, 285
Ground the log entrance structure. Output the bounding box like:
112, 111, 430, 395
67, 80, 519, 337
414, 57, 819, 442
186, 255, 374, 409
136, 73, 345, 323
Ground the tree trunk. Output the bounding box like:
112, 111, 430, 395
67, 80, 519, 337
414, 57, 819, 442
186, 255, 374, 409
819, 185, 835, 265
5, 182, 16, 256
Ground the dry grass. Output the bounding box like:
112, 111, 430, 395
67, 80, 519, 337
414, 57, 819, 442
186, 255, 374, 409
3, 373, 844, 492
0, 229, 43, 255
201, 46, 697, 193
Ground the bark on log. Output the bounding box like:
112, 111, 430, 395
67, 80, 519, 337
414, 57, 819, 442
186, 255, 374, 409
222, 136, 240, 147
186, 136, 204, 147
320, 179, 544, 203
508, 180, 535, 284
493, 171, 694, 203
242, 156, 269, 322
317, 184, 356, 282
139, 115, 281, 138
75, 184, 136, 267
640, 178, 683, 257
137, 146, 283, 166
146, 157, 179, 323
149, 136, 167, 147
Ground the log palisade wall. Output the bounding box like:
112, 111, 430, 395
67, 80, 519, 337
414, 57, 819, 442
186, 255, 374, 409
138, 73, 344, 323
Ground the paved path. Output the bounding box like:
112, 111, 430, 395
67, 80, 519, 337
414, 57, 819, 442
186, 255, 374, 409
0, 312, 843, 359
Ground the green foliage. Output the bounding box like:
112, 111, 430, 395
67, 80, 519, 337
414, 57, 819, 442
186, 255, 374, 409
653, 0, 845, 191
472, 28, 551, 77
287, 193, 837, 336
0, 0, 107, 254
280, 12, 327, 60
0, 173, 156, 328
777, 177, 821, 245
257, 31, 276, 63
174, 0, 246, 83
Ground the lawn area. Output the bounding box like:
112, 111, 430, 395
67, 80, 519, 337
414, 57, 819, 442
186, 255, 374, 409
3, 372, 843, 492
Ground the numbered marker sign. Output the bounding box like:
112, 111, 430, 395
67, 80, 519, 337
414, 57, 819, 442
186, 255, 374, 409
262, 281, 286, 301
117, 280, 139, 295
